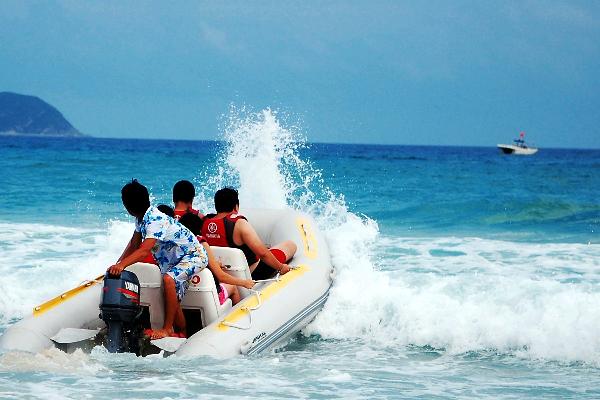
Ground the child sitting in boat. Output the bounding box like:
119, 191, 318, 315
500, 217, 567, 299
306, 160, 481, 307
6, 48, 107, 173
178, 212, 254, 305
172, 180, 204, 219
107, 180, 208, 339
202, 187, 297, 280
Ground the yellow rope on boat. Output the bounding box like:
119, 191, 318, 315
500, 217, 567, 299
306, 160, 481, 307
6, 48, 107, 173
33, 275, 104, 317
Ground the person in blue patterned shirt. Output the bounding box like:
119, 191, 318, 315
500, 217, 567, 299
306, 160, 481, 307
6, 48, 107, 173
107, 179, 208, 339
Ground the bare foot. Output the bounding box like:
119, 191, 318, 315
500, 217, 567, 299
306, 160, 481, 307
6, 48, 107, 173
150, 328, 173, 339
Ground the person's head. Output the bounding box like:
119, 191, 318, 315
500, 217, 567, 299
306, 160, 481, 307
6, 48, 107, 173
178, 212, 203, 236
214, 187, 239, 213
121, 179, 150, 219
173, 180, 195, 205
157, 204, 175, 218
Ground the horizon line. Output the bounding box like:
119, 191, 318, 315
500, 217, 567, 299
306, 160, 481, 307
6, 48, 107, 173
3, 133, 599, 150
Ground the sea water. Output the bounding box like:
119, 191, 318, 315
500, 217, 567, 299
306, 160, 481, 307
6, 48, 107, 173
0, 109, 599, 399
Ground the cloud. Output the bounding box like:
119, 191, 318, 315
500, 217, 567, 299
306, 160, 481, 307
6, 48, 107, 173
200, 24, 228, 51
199, 23, 247, 58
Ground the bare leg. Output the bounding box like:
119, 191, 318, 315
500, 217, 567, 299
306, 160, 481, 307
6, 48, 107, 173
174, 306, 186, 337
249, 240, 298, 273
151, 275, 179, 339
223, 283, 240, 305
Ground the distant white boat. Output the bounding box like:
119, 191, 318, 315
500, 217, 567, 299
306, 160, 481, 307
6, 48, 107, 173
497, 131, 538, 155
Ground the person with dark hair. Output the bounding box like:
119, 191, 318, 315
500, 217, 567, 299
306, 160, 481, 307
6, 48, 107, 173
173, 180, 203, 219
157, 204, 175, 218
202, 187, 297, 280
214, 187, 240, 213
179, 212, 254, 305
108, 179, 208, 339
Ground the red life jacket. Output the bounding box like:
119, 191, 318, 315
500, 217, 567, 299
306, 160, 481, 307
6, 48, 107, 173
196, 234, 220, 293
201, 212, 257, 265
174, 207, 203, 220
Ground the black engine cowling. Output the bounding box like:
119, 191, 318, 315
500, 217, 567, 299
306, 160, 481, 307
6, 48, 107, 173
99, 270, 142, 353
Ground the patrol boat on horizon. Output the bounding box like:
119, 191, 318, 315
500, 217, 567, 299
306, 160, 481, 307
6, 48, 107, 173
497, 131, 538, 155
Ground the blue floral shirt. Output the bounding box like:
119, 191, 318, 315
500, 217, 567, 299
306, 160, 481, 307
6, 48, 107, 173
135, 206, 207, 274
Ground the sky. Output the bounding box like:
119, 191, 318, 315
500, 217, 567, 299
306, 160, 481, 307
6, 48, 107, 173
1, 1, 599, 148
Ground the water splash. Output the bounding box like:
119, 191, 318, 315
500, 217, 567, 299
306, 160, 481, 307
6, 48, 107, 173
195, 106, 346, 224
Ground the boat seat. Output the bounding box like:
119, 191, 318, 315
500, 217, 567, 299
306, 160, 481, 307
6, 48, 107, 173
181, 268, 232, 326
126, 263, 164, 330
210, 246, 253, 300
126, 263, 232, 329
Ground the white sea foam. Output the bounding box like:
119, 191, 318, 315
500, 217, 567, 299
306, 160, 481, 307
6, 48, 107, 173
0, 221, 133, 324
310, 232, 600, 363
0, 348, 107, 375
319, 369, 353, 383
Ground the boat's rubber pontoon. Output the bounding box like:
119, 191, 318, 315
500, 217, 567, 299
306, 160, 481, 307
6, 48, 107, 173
0, 209, 332, 358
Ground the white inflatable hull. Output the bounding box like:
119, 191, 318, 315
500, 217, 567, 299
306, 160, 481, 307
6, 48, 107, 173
0, 209, 332, 358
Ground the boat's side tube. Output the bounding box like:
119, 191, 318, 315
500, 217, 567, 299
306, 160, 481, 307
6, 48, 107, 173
0, 278, 105, 353
176, 209, 332, 358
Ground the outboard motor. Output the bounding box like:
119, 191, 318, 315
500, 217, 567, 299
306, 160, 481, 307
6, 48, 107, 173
99, 270, 142, 353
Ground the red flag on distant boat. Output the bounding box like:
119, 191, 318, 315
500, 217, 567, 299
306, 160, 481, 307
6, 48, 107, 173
520, 131, 525, 138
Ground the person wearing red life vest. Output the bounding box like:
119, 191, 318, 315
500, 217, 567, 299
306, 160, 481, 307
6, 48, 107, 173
172, 180, 204, 220
179, 212, 254, 305
202, 187, 297, 280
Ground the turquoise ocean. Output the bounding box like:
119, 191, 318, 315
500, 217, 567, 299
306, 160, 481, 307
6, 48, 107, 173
0, 110, 599, 399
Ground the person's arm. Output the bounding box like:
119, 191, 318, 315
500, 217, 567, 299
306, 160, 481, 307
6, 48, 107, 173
202, 242, 254, 289
237, 220, 291, 275
117, 231, 143, 262
108, 238, 157, 276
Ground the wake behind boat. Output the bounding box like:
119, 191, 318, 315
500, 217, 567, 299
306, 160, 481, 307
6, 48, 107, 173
0, 208, 332, 358
497, 131, 538, 155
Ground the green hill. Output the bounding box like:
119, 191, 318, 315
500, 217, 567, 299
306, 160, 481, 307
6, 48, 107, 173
0, 92, 83, 136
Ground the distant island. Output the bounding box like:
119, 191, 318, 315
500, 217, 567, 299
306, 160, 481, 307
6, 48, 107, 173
0, 92, 84, 136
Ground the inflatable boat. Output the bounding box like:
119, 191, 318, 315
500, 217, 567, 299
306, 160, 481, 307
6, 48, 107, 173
0, 209, 332, 358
